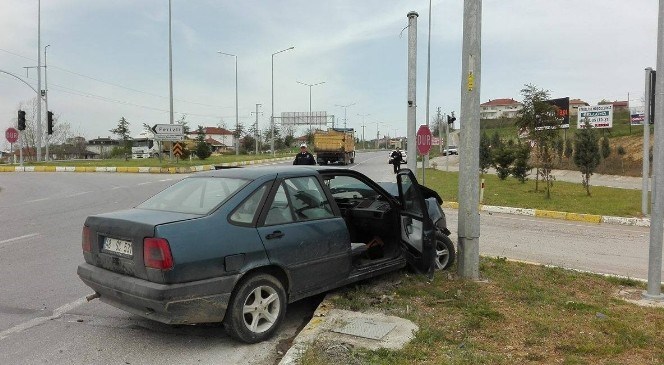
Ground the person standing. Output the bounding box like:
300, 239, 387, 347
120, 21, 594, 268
390, 147, 403, 174
293, 143, 316, 165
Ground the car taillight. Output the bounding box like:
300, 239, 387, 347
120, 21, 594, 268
82, 226, 92, 253
143, 238, 174, 270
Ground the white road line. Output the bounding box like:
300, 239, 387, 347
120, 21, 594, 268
67, 191, 91, 198
0, 297, 87, 341
137, 182, 152, 186
0, 233, 40, 248
25, 198, 50, 203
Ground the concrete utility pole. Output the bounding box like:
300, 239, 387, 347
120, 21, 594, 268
271, 46, 295, 157
643, 68, 654, 216
44, 44, 50, 161
406, 11, 418, 172
424, 0, 433, 171
644, 0, 664, 302
168, 0, 174, 160
458, 0, 482, 280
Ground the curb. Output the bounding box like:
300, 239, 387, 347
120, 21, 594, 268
0, 157, 291, 174
442, 201, 650, 227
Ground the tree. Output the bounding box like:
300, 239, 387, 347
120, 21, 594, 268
479, 131, 492, 174
492, 139, 515, 180
511, 141, 531, 183
554, 135, 564, 164
573, 120, 601, 196
195, 125, 211, 160
600, 136, 611, 160
514, 84, 559, 199
617, 145, 626, 174
110, 117, 132, 155
564, 138, 573, 167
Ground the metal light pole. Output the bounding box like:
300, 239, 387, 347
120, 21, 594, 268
252, 103, 262, 155
643, 68, 654, 217
458, 0, 482, 280
168, 0, 174, 159
335, 103, 356, 129
36, 0, 42, 162
271, 46, 295, 157
297, 81, 325, 133
357, 113, 370, 148
424, 0, 433, 170
44, 44, 50, 161
218, 51, 239, 155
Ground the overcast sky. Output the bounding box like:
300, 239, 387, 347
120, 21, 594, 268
0, 0, 658, 144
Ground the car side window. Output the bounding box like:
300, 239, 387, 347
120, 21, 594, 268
229, 185, 267, 225
264, 184, 295, 226
283, 176, 335, 221
399, 174, 423, 217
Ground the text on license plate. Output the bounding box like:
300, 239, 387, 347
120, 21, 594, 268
103, 237, 133, 256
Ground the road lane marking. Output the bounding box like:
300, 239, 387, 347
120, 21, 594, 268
0, 297, 87, 341
0, 233, 40, 249
137, 182, 152, 186
67, 191, 91, 198
348, 153, 385, 170
25, 197, 50, 203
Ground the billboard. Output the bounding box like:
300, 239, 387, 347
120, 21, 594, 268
630, 106, 645, 126
281, 111, 329, 127
542, 97, 570, 129
577, 105, 613, 129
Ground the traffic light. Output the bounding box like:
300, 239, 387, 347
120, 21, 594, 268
17, 110, 26, 131
447, 114, 456, 124
47, 111, 54, 135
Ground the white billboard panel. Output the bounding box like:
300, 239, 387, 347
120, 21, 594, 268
577, 105, 613, 129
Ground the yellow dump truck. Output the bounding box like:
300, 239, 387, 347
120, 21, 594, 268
313, 128, 355, 165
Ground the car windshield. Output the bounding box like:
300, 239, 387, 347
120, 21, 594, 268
137, 177, 248, 215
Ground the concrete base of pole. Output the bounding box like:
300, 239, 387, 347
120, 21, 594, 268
642, 291, 664, 302
457, 236, 480, 280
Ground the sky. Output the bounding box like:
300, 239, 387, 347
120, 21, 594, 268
0, 0, 659, 146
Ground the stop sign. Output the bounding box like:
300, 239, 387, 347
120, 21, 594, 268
5, 127, 19, 144
416, 125, 432, 155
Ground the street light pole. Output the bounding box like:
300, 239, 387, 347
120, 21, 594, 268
335, 103, 356, 129
297, 81, 325, 134
218, 51, 239, 155
168, 0, 174, 160
37, 0, 42, 162
357, 113, 370, 148
44, 44, 50, 162
271, 46, 295, 157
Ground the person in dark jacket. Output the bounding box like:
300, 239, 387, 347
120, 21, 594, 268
390, 147, 403, 174
293, 143, 316, 165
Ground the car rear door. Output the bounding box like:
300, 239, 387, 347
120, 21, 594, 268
396, 169, 436, 278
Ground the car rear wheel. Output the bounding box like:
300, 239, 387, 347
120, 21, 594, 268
224, 273, 287, 343
435, 232, 456, 270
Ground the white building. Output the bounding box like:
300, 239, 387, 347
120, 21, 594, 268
480, 98, 523, 119
188, 127, 235, 153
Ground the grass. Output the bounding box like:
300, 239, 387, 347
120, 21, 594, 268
11, 153, 291, 167
300, 258, 664, 365
424, 169, 643, 217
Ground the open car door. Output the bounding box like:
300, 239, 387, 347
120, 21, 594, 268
396, 169, 436, 278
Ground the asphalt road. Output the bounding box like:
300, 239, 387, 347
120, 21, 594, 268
0, 151, 656, 364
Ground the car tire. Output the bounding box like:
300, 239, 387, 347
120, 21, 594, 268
223, 273, 287, 343
434, 232, 456, 270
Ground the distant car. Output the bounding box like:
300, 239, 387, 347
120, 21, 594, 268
77, 167, 447, 343
442, 145, 458, 156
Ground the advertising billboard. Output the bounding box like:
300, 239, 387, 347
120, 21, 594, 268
577, 105, 613, 129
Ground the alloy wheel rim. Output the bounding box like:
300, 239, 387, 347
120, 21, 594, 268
242, 285, 280, 333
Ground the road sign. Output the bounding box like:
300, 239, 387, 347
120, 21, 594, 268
577, 105, 614, 129
5, 127, 19, 143
152, 124, 184, 135
173, 142, 183, 157
416, 125, 432, 155
153, 134, 183, 142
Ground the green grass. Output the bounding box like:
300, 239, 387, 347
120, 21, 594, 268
424, 169, 643, 217
302, 258, 664, 365
14, 153, 291, 168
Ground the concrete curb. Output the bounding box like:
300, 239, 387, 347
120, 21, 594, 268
0, 157, 291, 174
442, 201, 650, 227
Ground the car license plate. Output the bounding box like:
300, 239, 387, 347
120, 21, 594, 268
103, 237, 133, 256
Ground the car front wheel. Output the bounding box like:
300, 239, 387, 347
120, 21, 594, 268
435, 232, 456, 270
224, 273, 287, 343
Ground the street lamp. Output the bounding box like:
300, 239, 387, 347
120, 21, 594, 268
296, 80, 325, 133
335, 102, 356, 129
271, 46, 295, 157
357, 113, 370, 149
44, 44, 50, 161
218, 51, 239, 155
168, 0, 174, 159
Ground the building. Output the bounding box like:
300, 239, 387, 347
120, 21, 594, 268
569, 99, 590, 116
187, 127, 235, 153
480, 98, 523, 119
598, 100, 629, 112
87, 137, 120, 158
